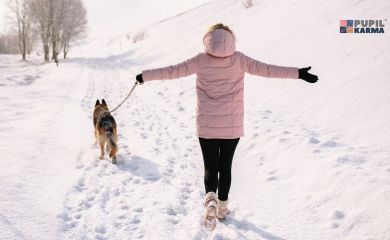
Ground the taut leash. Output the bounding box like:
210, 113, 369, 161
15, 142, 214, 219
110, 81, 139, 113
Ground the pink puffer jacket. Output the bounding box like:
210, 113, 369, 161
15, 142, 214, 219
143, 29, 299, 139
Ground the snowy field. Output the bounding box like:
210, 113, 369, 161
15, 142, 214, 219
1, 0, 390, 239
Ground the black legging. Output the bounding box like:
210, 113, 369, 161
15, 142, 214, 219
199, 137, 240, 201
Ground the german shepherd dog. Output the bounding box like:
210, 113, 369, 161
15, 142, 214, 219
93, 99, 118, 164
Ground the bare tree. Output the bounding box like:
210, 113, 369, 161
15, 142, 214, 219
6, 0, 87, 62
29, 0, 52, 62
29, 0, 87, 62
51, 0, 68, 63
7, 0, 31, 60
61, 0, 87, 59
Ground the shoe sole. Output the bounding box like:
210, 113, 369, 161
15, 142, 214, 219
204, 207, 216, 231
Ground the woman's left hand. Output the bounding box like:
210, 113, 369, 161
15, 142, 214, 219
299, 66, 319, 83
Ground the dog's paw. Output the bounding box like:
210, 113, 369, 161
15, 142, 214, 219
99, 155, 104, 160
112, 157, 117, 164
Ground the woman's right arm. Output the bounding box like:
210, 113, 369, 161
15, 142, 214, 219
140, 54, 200, 82
239, 52, 299, 79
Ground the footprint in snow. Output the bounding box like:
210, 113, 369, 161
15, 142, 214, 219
321, 140, 340, 148
308, 137, 320, 144
331, 223, 340, 228
133, 207, 143, 213
130, 217, 141, 224
140, 133, 148, 139
166, 207, 178, 216
95, 225, 106, 234
331, 210, 345, 229
246, 143, 256, 150
266, 170, 278, 181
333, 210, 345, 220
278, 138, 289, 143
336, 155, 366, 166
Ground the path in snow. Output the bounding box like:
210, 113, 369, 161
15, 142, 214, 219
0, 55, 91, 239
58, 58, 208, 239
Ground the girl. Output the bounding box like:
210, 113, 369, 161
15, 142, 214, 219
135, 23, 318, 230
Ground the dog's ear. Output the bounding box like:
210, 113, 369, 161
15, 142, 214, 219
102, 99, 107, 105
95, 100, 100, 106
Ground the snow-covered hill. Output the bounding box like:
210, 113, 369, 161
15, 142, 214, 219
1, 0, 390, 239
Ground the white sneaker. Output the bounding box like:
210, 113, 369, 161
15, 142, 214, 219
203, 192, 217, 231
217, 199, 229, 221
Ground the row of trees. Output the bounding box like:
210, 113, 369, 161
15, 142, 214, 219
5, 0, 87, 62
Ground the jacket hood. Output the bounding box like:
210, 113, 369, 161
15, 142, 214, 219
203, 29, 236, 58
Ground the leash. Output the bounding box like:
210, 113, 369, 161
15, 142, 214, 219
109, 81, 139, 113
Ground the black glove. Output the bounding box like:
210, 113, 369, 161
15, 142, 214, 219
298, 66, 318, 83
136, 73, 144, 84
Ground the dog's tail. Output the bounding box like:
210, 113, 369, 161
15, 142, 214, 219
106, 130, 118, 163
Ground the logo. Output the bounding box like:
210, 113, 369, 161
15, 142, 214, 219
340, 19, 385, 33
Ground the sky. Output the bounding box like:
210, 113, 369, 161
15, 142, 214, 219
83, 0, 210, 37
0, 0, 209, 36
0, 0, 6, 32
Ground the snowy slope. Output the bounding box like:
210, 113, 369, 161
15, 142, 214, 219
1, 0, 390, 239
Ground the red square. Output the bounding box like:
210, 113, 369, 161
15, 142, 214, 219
340, 20, 347, 27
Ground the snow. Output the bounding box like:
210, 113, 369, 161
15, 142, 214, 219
1, 0, 390, 239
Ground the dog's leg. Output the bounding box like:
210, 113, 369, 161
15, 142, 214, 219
99, 140, 105, 160
94, 129, 98, 145
114, 130, 118, 143
110, 148, 117, 164
109, 130, 118, 164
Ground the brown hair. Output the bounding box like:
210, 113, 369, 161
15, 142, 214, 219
204, 23, 235, 39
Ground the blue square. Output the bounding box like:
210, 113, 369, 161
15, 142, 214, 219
347, 20, 353, 26
340, 27, 347, 33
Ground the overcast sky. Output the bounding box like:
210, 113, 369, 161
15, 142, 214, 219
0, 0, 209, 35
83, 0, 209, 37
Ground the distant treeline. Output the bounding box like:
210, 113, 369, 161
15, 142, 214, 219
0, 33, 20, 54
0, 0, 87, 62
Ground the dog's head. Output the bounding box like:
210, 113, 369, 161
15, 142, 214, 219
94, 99, 109, 112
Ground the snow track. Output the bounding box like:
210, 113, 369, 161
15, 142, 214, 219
57, 59, 209, 239
0, 56, 90, 239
